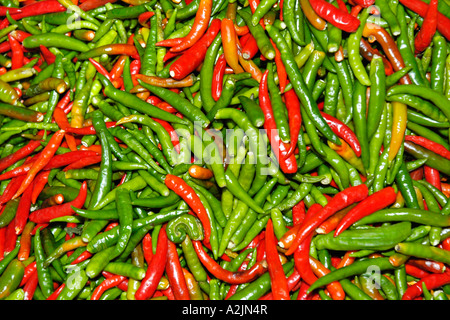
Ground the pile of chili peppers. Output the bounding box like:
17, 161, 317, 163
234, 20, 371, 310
0, 0, 449, 302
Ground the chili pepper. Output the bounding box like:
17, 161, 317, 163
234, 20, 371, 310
11, 130, 64, 200
399, 0, 450, 41
164, 174, 211, 244
309, 0, 360, 32
192, 240, 267, 284
265, 219, 290, 300
166, 240, 190, 300
414, 0, 438, 53
285, 184, 369, 256
402, 272, 450, 300
334, 187, 396, 237
266, 24, 341, 146
170, 0, 211, 53
135, 226, 168, 300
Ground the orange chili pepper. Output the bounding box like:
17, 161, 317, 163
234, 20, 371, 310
309, 256, 346, 300
188, 164, 214, 180
170, 0, 212, 53
221, 18, 244, 74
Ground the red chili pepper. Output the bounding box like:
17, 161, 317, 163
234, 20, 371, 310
19, 261, 36, 287
399, 0, 450, 41
320, 112, 361, 157
78, 0, 117, 11
13, 182, 33, 235
166, 240, 190, 300
101, 271, 128, 291
91, 274, 127, 300
135, 227, 168, 300
63, 155, 102, 171
296, 281, 314, 300
212, 53, 226, 101
8, 34, 24, 70
12, 130, 65, 200
409, 259, 446, 274
141, 233, 153, 264
402, 272, 450, 300
405, 135, 450, 160
169, 18, 221, 80
70, 250, 92, 265
271, 39, 287, 93
0, 175, 26, 206
241, 34, 259, 60
3, 222, 16, 255
405, 263, 430, 279
170, 0, 212, 53
293, 204, 322, 285
164, 174, 212, 244
351, 0, 374, 7
152, 118, 180, 152
284, 88, 301, 157
39, 45, 56, 65
9, 0, 65, 20
22, 270, 39, 300
292, 201, 306, 226
192, 240, 267, 284
424, 166, 442, 191
0, 139, 41, 173
259, 70, 298, 174
28, 181, 88, 223
0, 7, 22, 15
46, 283, 65, 300
265, 219, 290, 300
30, 171, 50, 205
309, 0, 361, 32
89, 58, 113, 82
138, 10, 155, 27
286, 184, 369, 256
414, 0, 438, 53
334, 186, 397, 237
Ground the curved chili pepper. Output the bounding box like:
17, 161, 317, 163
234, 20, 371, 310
320, 112, 361, 157
399, 0, 450, 41
164, 174, 211, 244
192, 240, 267, 284
286, 184, 369, 256
362, 23, 411, 84
359, 38, 394, 76
309, 0, 361, 32
170, 0, 212, 53
28, 181, 87, 223
334, 187, 397, 237
402, 272, 450, 300
168, 18, 221, 80
91, 274, 127, 300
